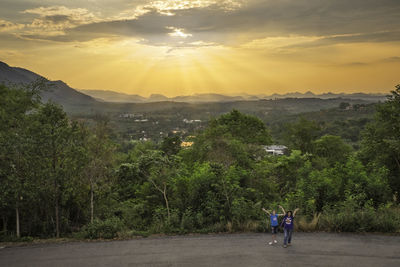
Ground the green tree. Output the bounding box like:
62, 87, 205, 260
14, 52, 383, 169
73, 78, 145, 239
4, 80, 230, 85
30, 102, 84, 237
82, 120, 116, 223
0, 84, 41, 237
313, 135, 352, 166
124, 145, 179, 224
161, 136, 182, 156
147, 152, 179, 222
208, 109, 272, 145
285, 117, 320, 153
273, 150, 310, 195
184, 110, 271, 168
360, 85, 400, 199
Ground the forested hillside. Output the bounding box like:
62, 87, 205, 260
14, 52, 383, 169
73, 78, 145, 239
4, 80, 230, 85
71, 98, 378, 144
1, 83, 399, 241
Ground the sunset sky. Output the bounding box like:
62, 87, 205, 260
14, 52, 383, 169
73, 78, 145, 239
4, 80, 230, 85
0, 0, 399, 96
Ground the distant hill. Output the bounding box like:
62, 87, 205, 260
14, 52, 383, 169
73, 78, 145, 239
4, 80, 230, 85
78, 89, 146, 102
261, 91, 387, 102
80, 88, 387, 103
0, 61, 388, 119
0, 61, 97, 108
149, 94, 169, 102
173, 93, 245, 102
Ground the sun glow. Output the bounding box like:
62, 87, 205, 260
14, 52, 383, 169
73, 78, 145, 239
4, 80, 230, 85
167, 27, 193, 38
1, 0, 399, 96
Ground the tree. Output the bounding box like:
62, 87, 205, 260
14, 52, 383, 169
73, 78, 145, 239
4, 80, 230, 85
272, 150, 310, 195
360, 84, 400, 199
208, 109, 272, 145
127, 147, 178, 223
146, 152, 179, 222
184, 110, 271, 168
0, 84, 41, 237
160, 136, 182, 156
313, 135, 352, 166
83, 120, 116, 223
285, 117, 320, 153
30, 102, 83, 238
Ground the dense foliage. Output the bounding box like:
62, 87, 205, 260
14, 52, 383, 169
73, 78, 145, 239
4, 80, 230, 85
1, 84, 399, 241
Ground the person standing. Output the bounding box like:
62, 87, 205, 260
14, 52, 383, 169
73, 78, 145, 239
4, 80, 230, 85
281, 208, 299, 248
262, 205, 285, 245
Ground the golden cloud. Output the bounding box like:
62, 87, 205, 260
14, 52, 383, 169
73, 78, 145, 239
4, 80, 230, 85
0, 19, 24, 32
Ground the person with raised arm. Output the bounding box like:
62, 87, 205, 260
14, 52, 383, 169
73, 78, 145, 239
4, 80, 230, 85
261, 205, 285, 245
281, 208, 300, 248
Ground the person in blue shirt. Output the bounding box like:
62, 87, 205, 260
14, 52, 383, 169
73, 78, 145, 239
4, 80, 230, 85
262, 205, 285, 245
281, 208, 300, 248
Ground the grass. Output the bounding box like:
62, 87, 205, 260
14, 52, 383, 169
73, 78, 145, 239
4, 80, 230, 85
296, 214, 321, 232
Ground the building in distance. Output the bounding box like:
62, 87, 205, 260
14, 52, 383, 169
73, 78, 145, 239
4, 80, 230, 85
264, 145, 287, 156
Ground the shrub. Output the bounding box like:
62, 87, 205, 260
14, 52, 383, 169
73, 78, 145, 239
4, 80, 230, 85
296, 214, 320, 232
318, 204, 400, 233
80, 217, 124, 239
180, 208, 196, 232
231, 198, 260, 227
119, 200, 149, 231
151, 207, 180, 233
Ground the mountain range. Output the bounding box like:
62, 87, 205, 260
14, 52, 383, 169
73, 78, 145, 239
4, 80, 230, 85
80, 89, 387, 103
0, 61, 96, 108
0, 61, 388, 108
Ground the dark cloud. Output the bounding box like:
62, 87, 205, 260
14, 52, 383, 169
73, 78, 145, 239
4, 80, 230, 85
43, 15, 72, 24
16, 0, 400, 46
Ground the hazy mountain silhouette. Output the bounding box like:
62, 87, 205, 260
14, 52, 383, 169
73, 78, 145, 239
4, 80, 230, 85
172, 94, 245, 103
149, 94, 169, 102
0, 61, 96, 107
1, 61, 387, 106
79, 89, 146, 102
81, 89, 386, 103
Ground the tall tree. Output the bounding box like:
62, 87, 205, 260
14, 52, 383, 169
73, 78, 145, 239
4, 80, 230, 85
360, 84, 400, 199
31, 102, 83, 237
147, 152, 178, 222
83, 120, 116, 223
0, 84, 41, 237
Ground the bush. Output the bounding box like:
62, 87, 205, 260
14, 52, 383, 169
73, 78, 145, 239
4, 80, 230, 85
119, 200, 149, 231
374, 205, 400, 232
231, 198, 261, 227
296, 214, 320, 232
180, 208, 196, 232
151, 207, 180, 233
0, 231, 35, 242
79, 217, 124, 239
319, 204, 400, 233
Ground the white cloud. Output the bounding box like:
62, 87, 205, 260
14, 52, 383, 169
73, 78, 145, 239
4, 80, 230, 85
144, 0, 243, 13
167, 27, 192, 38
117, 0, 244, 19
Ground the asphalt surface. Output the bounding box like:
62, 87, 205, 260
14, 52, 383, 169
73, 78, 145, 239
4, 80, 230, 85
0, 233, 399, 267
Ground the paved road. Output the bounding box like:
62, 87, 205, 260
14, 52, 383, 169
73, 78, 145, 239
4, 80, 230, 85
0, 233, 399, 267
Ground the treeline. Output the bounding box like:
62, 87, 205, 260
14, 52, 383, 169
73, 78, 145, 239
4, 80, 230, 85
0, 84, 399, 240
268, 103, 375, 150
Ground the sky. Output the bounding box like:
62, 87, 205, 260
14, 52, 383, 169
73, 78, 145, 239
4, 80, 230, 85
0, 0, 399, 97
